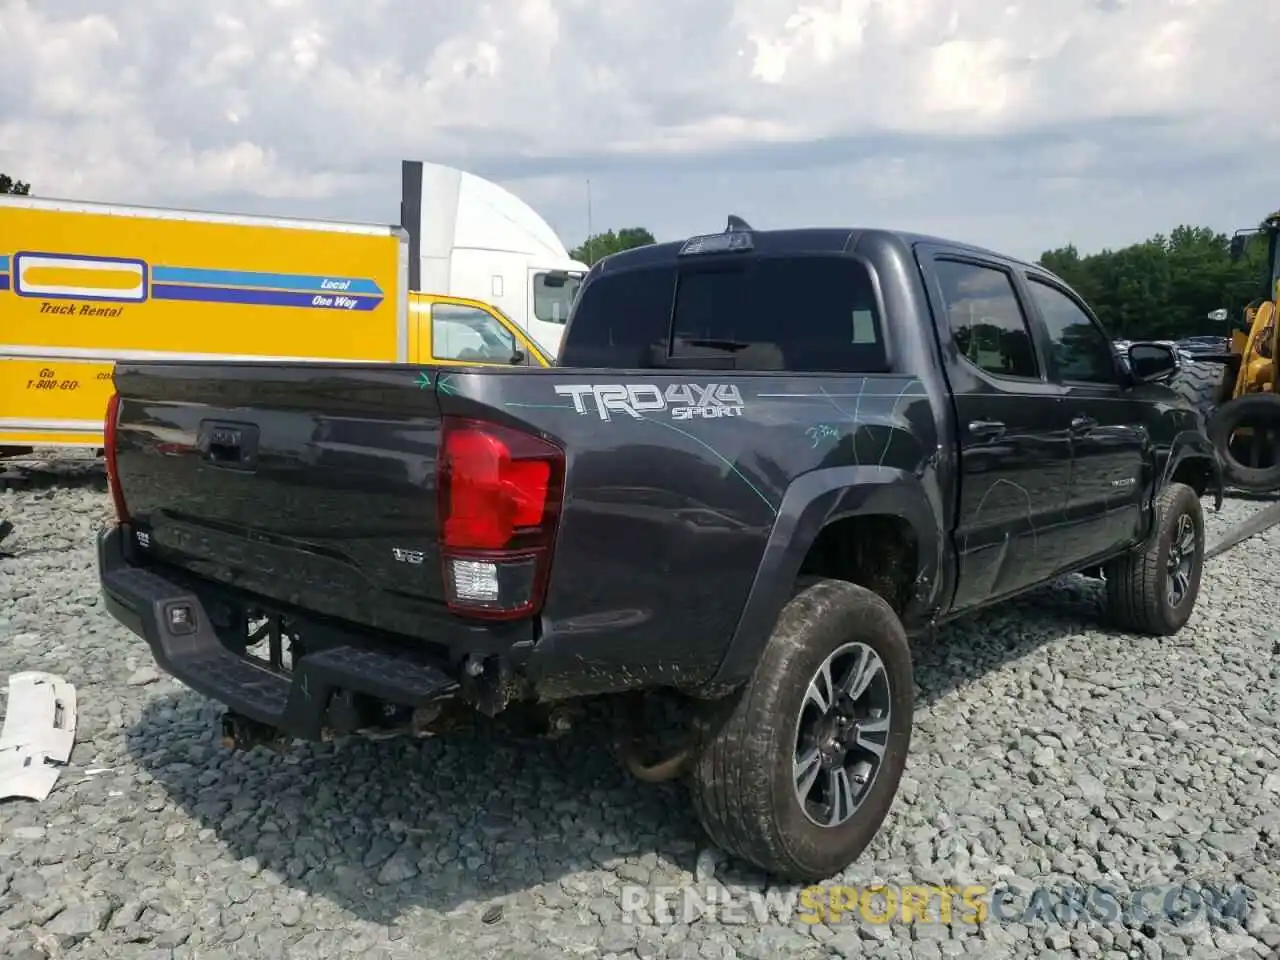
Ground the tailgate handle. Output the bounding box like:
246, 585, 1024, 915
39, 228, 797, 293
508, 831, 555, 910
198, 420, 260, 471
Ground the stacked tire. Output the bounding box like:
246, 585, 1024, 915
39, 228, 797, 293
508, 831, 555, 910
1208, 392, 1280, 493
1166, 359, 1226, 428
1167, 357, 1280, 493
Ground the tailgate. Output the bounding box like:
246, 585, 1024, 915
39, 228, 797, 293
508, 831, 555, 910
111, 362, 448, 630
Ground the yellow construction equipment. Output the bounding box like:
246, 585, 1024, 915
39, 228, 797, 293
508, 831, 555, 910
1173, 212, 1280, 491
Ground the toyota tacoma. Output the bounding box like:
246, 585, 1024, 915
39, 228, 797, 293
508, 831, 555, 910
98, 220, 1223, 882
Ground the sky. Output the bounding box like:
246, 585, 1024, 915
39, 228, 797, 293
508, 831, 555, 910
2, 0, 1277, 263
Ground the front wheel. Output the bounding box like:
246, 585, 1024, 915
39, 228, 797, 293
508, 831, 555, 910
689, 579, 914, 882
1102, 482, 1204, 635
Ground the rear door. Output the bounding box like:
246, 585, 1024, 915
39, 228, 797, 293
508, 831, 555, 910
917, 247, 1075, 610
1019, 271, 1147, 560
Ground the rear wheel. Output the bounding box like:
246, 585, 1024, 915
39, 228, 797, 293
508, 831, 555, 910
689, 579, 913, 882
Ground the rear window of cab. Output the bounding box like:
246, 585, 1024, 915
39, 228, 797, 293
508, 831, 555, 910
558, 255, 888, 372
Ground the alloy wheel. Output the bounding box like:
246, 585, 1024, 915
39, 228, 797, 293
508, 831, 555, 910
1166, 512, 1197, 608
792, 641, 892, 828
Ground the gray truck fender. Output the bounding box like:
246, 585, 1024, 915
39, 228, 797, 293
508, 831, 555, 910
1159, 430, 1224, 511
700, 465, 943, 695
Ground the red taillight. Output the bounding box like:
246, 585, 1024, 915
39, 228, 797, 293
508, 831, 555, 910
442, 430, 551, 549
437, 416, 564, 620
103, 391, 130, 522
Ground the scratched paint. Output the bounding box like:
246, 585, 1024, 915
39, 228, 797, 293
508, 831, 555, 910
432, 374, 933, 519
805, 424, 841, 449
762, 378, 927, 465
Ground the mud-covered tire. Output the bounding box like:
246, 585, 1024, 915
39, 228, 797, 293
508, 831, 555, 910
688, 579, 913, 883
1207, 392, 1280, 493
1166, 359, 1226, 427
1102, 482, 1204, 635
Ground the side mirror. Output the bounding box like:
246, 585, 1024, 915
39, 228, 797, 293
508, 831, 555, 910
1208, 308, 1229, 323
1229, 235, 1248, 262
1127, 342, 1178, 383
508, 349, 525, 365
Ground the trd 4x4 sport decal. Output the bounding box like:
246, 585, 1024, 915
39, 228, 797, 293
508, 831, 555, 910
553, 383, 745, 422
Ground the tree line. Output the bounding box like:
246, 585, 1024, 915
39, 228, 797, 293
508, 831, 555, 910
1038, 223, 1274, 341
3, 169, 1267, 340
569, 227, 655, 265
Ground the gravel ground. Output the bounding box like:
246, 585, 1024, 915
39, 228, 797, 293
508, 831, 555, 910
1, 457, 1278, 960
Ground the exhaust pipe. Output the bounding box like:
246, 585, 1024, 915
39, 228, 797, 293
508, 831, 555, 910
618, 741, 692, 782
613, 692, 695, 782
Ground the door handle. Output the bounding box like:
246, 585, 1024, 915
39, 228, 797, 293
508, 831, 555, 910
967, 419, 1005, 440
1070, 415, 1097, 435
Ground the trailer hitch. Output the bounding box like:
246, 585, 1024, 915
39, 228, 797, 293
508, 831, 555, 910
219, 711, 290, 752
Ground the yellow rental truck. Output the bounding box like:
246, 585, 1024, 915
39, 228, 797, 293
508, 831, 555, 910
0, 193, 550, 455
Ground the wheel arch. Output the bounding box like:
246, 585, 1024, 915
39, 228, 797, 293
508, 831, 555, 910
1159, 430, 1224, 510
701, 465, 945, 695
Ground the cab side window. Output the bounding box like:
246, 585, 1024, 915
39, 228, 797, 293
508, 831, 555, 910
1025, 278, 1117, 384
431, 304, 524, 364
934, 260, 1039, 380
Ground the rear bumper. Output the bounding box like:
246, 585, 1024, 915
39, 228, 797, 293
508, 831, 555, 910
97, 524, 463, 740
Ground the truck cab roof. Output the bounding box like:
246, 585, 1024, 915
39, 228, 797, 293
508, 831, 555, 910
588, 223, 1048, 279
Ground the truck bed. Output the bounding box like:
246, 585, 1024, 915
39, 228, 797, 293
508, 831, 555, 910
101, 355, 938, 736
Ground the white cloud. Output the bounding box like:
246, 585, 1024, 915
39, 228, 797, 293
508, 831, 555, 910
0, 0, 1277, 258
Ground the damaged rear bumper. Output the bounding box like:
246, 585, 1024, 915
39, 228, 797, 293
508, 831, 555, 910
96, 524, 491, 741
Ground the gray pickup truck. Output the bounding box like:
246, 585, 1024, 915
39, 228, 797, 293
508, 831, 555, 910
98, 220, 1221, 882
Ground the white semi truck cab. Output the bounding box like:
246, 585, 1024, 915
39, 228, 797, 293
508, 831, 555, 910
401, 160, 587, 358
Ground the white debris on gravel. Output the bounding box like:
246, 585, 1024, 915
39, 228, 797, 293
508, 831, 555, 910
0, 671, 78, 802
1, 456, 1279, 959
